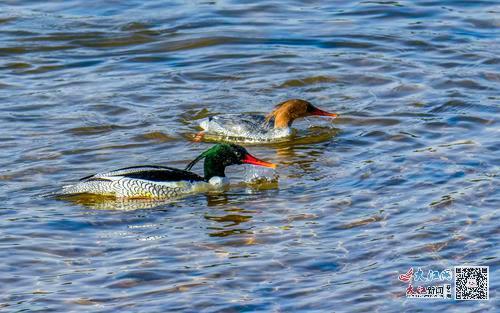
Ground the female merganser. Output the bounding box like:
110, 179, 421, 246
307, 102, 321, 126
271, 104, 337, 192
58, 144, 276, 199
196, 99, 337, 142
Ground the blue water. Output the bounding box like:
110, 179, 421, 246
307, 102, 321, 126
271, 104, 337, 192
0, 1, 498, 312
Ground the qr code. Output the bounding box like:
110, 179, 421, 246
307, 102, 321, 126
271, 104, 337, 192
455, 266, 489, 300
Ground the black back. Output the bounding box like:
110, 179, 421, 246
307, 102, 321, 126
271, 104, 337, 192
81, 165, 205, 183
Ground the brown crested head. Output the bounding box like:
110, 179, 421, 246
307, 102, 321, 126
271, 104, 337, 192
265, 99, 337, 128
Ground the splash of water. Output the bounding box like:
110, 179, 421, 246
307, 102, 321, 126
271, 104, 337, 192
243, 165, 279, 184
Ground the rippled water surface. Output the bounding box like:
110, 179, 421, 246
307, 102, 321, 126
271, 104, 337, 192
1, 1, 499, 312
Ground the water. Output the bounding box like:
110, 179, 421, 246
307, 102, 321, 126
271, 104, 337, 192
0, 1, 498, 311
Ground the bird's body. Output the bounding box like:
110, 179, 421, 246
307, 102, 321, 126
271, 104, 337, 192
199, 114, 292, 142
197, 99, 337, 143
57, 144, 275, 199
60, 165, 210, 198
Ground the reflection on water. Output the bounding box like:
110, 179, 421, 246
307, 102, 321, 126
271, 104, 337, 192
205, 208, 254, 237
57, 194, 175, 211
0, 0, 499, 312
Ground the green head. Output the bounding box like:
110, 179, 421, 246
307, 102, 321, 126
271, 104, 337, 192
185, 144, 276, 181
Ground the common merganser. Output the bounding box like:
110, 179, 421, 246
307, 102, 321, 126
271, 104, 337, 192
58, 144, 276, 199
196, 99, 337, 142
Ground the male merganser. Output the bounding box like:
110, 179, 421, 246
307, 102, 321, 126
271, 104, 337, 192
58, 144, 276, 199
196, 99, 337, 142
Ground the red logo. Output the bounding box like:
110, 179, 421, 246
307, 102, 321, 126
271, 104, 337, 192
399, 268, 414, 283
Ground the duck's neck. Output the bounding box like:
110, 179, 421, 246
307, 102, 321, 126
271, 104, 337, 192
203, 156, 226, 181
266, 110, 293, 129
274, 112, 293, 128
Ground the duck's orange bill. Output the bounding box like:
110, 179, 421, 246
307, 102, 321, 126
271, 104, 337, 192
242, 153, 277, 169
311, 107, 338, 118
